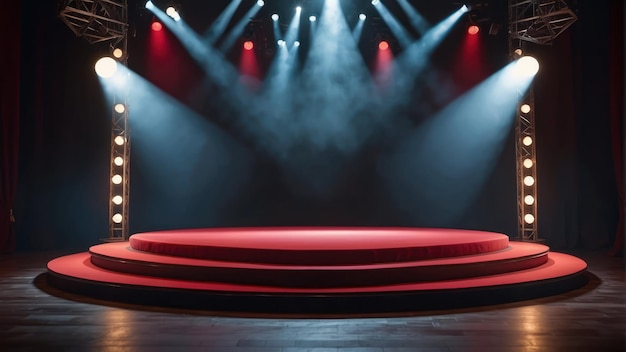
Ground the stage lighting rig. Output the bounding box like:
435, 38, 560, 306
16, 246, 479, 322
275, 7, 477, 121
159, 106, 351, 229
58, 0, 128, 45
509, 0, 578, 45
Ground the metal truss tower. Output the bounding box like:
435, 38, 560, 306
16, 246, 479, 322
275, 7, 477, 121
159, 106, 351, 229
58, 0, 131, 241
508, 0, 577, 241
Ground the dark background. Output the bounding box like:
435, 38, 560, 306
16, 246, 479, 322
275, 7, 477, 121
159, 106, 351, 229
2, 0, 622, 254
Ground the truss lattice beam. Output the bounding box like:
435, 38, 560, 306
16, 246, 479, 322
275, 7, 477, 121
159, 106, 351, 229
58, 0, 128, 45
509, 0, 577, 45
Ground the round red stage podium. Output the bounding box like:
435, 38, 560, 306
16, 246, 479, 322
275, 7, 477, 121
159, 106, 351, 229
47, 227, 588, 313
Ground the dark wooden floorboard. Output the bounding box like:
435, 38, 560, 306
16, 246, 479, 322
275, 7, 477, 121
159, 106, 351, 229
0, 250, 624, 352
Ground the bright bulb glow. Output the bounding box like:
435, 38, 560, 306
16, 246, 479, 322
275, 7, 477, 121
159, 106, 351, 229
514, 48, 523, 56
524, 176, 535, 186
359, 14, 367, 21
112, 213, 123, 224
379, 41, 389, 51
523, 158, 533, 169
524, 195, 535, 205
112, 195, 123, 205
461, 5, 470, 12
523, 136, 533, 146
114, 157, 124, 166
112, 174, 123, 184
294, 41, 301, 47
243, 40, 254, 50
309, 15, 316, 22
524, 214, 535, 224
521, 104, 531, 113
515, 56, 540, 77
257, 0, 264, 6
277, 39, 285, 46
114, 136, 125, 145
165, 7, 180, 21
296, 6, 301, 13
112, 48, 123, 58
468, 25, 479, 35
145, 1, 153, 9
114, 103, 125, 113
272, 14, 279, 21
95, 57, 118, 78
151, 21, 162, 31
372, 0, 379, 4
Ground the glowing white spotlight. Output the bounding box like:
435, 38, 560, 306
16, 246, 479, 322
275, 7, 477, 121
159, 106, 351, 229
520, 104, 531, 113
296, 6, 302, 13
114, 136, 125, 146
309, 15, 316, 22
114, 103, 125, 114
524, 214, 535, 224
145, 0, 153, 9
524, 176, 535, 187
95, 57, 117, 78
272, 14, 279, 21
524, 195, 535, 205
112, 48, 123, 59
523, 158, 533, 169
515, 56, 540, 77
359, 14, 367, 21
522, 136, 533, 146
461, 5, 469, 12
166, 6, 180, 21
112, 195, 123, 205
257, 0, 264, 6
112, 213, 123, 224
114, 157, 124, 166
372, 0, 379, 4
112, 174, 123, 185
277, 39, 285, 46
294, 41, 301, 47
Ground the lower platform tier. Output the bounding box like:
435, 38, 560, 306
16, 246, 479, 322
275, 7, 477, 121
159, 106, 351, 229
47, 251, 588, 313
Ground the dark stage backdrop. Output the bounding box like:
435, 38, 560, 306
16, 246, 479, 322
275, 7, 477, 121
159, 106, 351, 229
6, 0, 623, 254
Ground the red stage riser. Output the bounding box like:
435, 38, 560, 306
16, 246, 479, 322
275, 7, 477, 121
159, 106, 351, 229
89, 242, 550, 288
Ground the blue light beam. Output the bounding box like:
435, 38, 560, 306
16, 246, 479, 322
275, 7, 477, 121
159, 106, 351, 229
380, 60, 538, 226
204, 0, 243, 45
372, 0, 414, 48
397, 0, 430, 34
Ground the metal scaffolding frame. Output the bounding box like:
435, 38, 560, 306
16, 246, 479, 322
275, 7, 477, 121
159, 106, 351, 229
59, 0, 130, 241
508, 0, 576, 241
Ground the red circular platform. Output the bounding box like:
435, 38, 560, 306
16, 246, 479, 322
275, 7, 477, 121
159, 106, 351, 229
129, 227, 510, 265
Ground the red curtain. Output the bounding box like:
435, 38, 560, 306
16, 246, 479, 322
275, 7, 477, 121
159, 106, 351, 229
0, 2, 20, 253
609, 0, 624, 257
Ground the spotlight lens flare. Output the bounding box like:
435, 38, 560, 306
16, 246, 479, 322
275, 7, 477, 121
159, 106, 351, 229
372, 0, 379, 4
520, 104, 531, 113
379, 40, 389, 51
515, 56, 540, 77
257, 0, 264, 6
165, 6, 180, 21
309, 15, 316, 22
294, 40, 301, 47
359, 14, 367, 21
151, 21, 162, 31
296, 6, 302, 13
277, 39, 285, 46
243, 40, 254, 50
272, 14, 279, 21
468, 25, 479, 35
95, 57, 118, 78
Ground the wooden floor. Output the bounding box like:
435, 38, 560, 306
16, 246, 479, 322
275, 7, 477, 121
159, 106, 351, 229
0, 249, 624, 352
